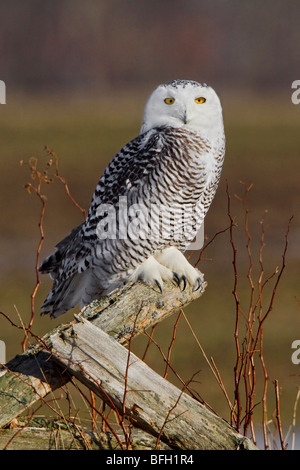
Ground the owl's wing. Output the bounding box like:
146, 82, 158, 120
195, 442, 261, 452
87, 130, 163, 211
39, 129, 163, 283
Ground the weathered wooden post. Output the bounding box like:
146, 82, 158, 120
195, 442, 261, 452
0, 279, 258, 450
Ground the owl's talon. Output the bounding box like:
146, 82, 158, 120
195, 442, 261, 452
181, 275, 187, 291
173, 272, 180, 286
173, 272, 186, 290
173, 272, 187, 290
193, 277, 203, 292
130, 256, 173, 293
155, 279, 163, 293
156, 248, 203, 292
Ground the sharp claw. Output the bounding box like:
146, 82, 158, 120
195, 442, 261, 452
155, 279, 163, 293
173, 272, 180, 286
173, 272, 187, 291
193, 277, 202, 292
174, 273, 202, 292
181, 275, 187, 291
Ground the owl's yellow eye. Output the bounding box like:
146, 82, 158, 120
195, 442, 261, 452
164, 97, 175, 105
195, 97, 206, 104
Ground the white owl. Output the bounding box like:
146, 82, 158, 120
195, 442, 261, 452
40, 79, 225, 317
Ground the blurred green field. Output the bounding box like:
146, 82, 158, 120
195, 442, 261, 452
0, 90, 300, 444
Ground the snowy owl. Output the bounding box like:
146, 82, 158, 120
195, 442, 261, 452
40, 79, 225, 317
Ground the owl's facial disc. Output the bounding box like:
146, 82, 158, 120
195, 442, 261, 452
141, 80, 223, 139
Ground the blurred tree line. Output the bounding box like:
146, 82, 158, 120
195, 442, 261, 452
0, 0, 299, 93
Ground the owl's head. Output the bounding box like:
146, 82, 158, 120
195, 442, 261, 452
141, 79, 224, 141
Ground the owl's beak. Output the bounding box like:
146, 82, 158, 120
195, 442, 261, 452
182, 110, 188, 124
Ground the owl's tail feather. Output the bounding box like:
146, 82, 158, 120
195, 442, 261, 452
40, 271, 88, 318
39, 223, 84, 280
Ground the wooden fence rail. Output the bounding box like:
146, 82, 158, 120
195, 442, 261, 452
0, 278, 257, 450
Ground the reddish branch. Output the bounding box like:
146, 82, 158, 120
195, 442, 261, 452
226, 183, 242, 430
19, 150, 87, 350
227, 181, 293, 448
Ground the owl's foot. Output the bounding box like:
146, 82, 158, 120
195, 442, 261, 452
154, 247, 203, 292
130, 255, 173, 292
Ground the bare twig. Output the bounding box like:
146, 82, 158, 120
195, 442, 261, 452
181, 310, 233, 412
20, 158, 48, 350
226, 182, 242, 430
154, 372, 197, 450
19, 151, 87, 350
274, 380, 287, 450
141, 325, 157, 362
194, 224, 231, 266
291, 387, 300, 450
226, 181, 293, 447
164, 311, 182, 379
44, 146, 87, 219
143, 328, 208, 408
